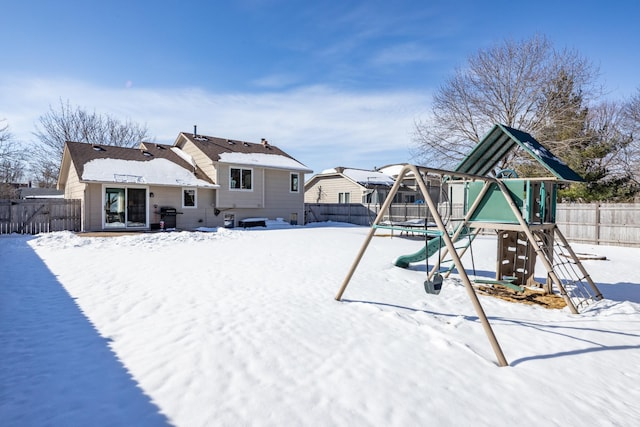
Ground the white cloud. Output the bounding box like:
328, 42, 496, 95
371, 42, 437, 66
0, 76, 432, 175
251, 73, 301, 89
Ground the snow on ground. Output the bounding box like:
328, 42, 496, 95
1, 222, 639, 426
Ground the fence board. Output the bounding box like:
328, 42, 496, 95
306, 202, 640, 247
555, 203, 640, 247
0, 199, 81, 235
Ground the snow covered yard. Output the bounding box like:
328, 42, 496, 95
1, 223, 639, 426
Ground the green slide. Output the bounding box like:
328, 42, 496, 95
394, 236, 445, 269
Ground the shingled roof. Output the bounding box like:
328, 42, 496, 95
176, 132, 312, 172
62, 141, 215, 186
455, 124, 584, 182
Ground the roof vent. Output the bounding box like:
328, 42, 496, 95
243, 142, 250, 147
192, 125, 207, 140
156, 144, 166, 150
227, 139, 235, 145
92, 145, 106, 151
142, 150, 153, 157
261, 138, 271, 149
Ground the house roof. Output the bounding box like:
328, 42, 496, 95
338, 167, 395, 187
377, 164, 407, 177
62, 141, 217, 188
306, 167, 395, 189
176, 133, 312, 173
454, 124, 584, 182
19, 188, 64, 199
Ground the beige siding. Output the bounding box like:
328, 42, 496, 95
63, 162, 85, 199
178, 187, 220, 229
84, 183, 103, 232
212, 168, 305, 226
304, 176, 363, 203
149, 186, 221, 229
262, 169, 305, 223
178, 139, 218, 182
217, 164, 265, 208
63, 162, 89, 230
147, 185, 178, 222
80, 183, 220, 232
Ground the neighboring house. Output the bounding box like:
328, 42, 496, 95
58, 132, 311, 232
18, 187, 64, 199
304, 166, 421, 205
376, 164, 444, 203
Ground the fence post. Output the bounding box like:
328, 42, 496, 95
595, 203, 601, 246
48, 200, 52, 232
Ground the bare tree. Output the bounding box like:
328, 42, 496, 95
0, 119, 27, 198
412, 35, 600, 169
32, 99, 152, 187
622, 89, 640, 185
586, 101, 632, 179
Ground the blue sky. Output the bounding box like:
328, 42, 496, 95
1, 0, 638, 177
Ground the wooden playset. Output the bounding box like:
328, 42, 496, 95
335, 124, 603, 367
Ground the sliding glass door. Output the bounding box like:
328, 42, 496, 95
126, 188, 146, 227
104, 187, 147, 229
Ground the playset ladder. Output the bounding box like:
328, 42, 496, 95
532, 226, 604, 312
469, 180, 604, 314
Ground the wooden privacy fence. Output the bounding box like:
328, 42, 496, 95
305, 203, 464, 226
306, 202, 640, 247
0, 199, 81, 235
555, 203, 640, 247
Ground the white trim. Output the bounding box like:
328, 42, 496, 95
338, 192, 351, 204
290, 172, 300, 193
101, 184, 149, 229
82, 179, 218, 189
182, 187, 197, 209
229, 166, 254, 191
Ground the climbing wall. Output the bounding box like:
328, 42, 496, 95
496, 230, 538, 288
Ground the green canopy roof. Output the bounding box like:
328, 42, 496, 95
454, 124, 584, 182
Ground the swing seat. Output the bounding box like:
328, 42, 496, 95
424, 273, 443, 295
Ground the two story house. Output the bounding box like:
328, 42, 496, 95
57, 132, 312, 232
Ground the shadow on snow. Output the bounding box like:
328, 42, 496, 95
0, 236, 171, 426
341, 298, 640, 367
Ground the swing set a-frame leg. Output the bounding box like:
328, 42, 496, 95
335, 168, 405, 302
335, 165, 509, 367
417, 175, 508, 367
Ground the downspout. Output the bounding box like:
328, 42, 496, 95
82, 186, 87, 232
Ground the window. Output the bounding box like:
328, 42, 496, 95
183, 188, 196, 208
290, 173, 299, 193
105, 187, 125, 226
338, 192, 350, 203
230, 168, 252, 190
